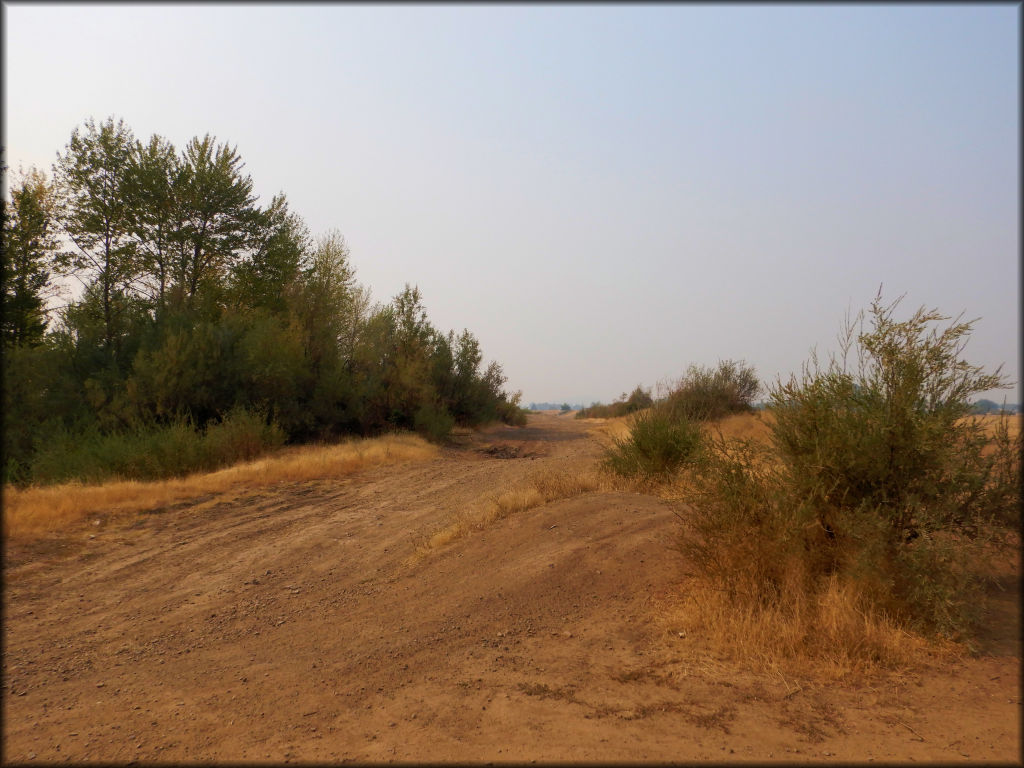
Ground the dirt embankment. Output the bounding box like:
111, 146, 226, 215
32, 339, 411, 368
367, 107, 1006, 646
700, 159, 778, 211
3, 412, 1019, 762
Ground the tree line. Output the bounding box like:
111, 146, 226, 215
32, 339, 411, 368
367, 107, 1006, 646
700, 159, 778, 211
2, 116, 525, 485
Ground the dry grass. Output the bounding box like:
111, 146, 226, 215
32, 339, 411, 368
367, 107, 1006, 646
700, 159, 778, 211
971, 412, 1022, 438
583, 414, 635, 447
699, 410, 1018, 445
706, 410, 774, 443
410, 468, 610, 561
659, 574, 957, 682
3, 433, 438, 538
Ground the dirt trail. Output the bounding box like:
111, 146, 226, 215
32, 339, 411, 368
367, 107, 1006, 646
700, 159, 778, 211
3, 412, 1020, 762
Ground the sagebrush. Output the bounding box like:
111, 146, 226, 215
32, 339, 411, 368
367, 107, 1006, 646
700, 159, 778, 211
678, 293, 1021, 652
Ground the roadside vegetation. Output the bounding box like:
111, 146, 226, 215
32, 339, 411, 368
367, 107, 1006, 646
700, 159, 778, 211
4, 432, 438, 537
2, 116, 524, 489
600, 294, 1020, 668
575, 386, 654, 419
599, 360, 758, 483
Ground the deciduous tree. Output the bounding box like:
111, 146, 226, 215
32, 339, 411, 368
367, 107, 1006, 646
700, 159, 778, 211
53, 117, 139, 358
2, 167, 60, 347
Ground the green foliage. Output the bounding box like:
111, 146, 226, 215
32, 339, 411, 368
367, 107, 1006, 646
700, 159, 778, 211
496, 391, 529, 426
122, 133, 180, 307
769, 294, 1015, 546
171, 134, 261, 308
2, 342, 92, 484
229, 193, 310, 314
594, 367, 755, 481
5, 116, 523, 485
680, 293, 1021, 639
576, 385, 654, 419
603, 406, 703, 480
664, 360, 759, 421
53, 117, 140, 359
26, 408, 284, 486
680, 436, 809, 603
201, 406, 286, 466
413, 402, 455, 443
2, 167, 59, 347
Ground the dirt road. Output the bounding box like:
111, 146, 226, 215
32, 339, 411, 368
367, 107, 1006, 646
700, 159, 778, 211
3, 412, 1019, 762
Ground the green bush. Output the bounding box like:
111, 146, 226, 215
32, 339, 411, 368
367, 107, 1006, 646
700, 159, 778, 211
603, 405, 703, 480
770, 294, 1018, 548
664, 360, 759, 421
577, 386, 653, 419
413, 403, 455, 443
496, 391, 529, 426
202, 406, 286, 466
29, 419, 204, 485
25, 408, 285, 485
679, 293, 1021, 640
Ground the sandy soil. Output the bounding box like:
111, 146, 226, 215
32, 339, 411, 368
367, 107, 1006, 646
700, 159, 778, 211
3, 412, 1020, 763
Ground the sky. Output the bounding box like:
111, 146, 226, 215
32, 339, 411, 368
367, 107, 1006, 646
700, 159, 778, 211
3, 3, 1019, 406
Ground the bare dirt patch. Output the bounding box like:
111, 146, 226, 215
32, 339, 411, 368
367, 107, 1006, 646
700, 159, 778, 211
3, 413, 1019, 762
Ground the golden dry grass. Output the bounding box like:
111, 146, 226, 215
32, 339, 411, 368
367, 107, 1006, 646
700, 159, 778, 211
582, 413, 637, 447
705, 410, 774, 443
699, 410, 1019, 445
4, 433, 438, 538
410, 468, 610, 562
659, 574, 957, 681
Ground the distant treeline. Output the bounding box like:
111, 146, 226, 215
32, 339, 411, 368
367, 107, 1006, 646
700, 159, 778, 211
2, 116, 525, 485
970, 399, 1020, 414
528, 402, 584, 412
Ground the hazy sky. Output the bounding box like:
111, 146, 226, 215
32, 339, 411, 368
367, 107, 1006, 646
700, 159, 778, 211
4, 4, 1019, 405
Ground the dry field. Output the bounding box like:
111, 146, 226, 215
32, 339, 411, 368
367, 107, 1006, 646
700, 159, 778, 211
3, 411, 1019, 762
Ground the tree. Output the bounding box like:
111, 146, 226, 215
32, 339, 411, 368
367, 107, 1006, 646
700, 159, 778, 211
292, 230, 359, 369
53, 117, 140, 359
172, 134, 259, 308
384, 284, 436, 427
123, 133, 182, 310
2, 167, 60, 347
230, 193, 310, 314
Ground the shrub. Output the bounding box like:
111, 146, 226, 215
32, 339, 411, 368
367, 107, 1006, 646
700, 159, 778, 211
664, 360, 759, 421
202, 406, 286, 467
496, 391, 529, 427
576, 385, 653, 419
413, 402, 455, 443
29, 419, 204, 485
678, 293, 1021, 646
770, 294, 1018, 551
603, 405, 703, 480
25, 408, 285, 485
